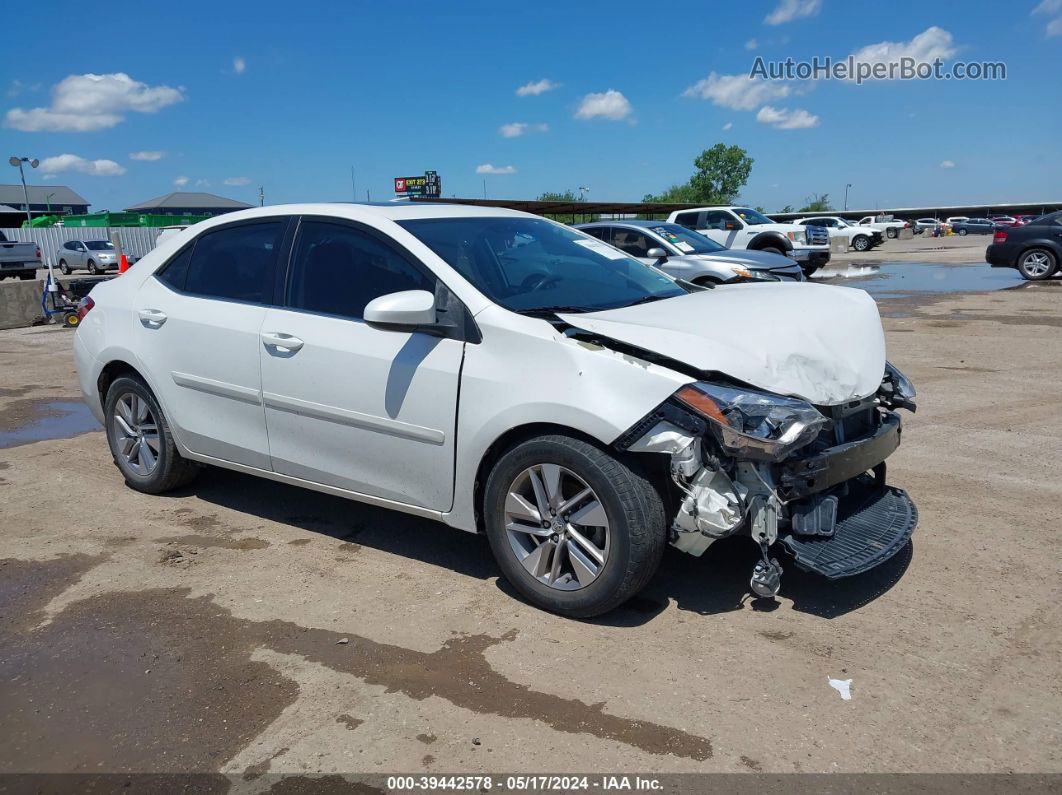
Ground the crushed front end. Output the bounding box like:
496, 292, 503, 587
618, 362, 918, 597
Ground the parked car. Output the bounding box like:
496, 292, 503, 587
951, 218, 998, 236
73, 203, 918, 616
667, 206, 830, 275
575, 220, 803, 284
855, 215, 908, 239
986, 210, 1062, 280
57, 240, 139, 274
912, 218, 942, 234
0, 231, 42, 280
793, 216, 883, 252
945, 216, 969, 227
1014, 214, 1039, 226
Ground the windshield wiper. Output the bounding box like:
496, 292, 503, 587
515, 305, 600, 316
622, 295, 671, 307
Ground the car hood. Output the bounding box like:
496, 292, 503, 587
687, 250, 798, 270
558, 283, 885, 405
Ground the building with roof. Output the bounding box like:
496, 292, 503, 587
0, 185, 90, 217
124, 191, 253, 217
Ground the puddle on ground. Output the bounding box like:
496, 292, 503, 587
812, 262, 1025, 300
0, 400, 101, 449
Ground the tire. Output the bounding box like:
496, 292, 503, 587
62, 311, 80, 328
757, 245, 786, 256
87, 260, 99, 275
104, 375, 199, 494
852, 235, 870, 252
958, 228, 968, 236
1016, 248, 1058, 281
886, 227, 897, 239
59, 259, 70, 275
483, 434, 666, 618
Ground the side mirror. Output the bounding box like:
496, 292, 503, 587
363, 289, 436, 329
646, 247, 667, 260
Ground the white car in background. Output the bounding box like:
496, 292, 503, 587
793, 216, 884, 252
667, 206, 831, 275
855, 215, 909, 239
73, 203, 917, 617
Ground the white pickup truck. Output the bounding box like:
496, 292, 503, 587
0, 231, 42, 280
854, 215, 908, 239
794, 216, 884, 252
668, 206, 831, 275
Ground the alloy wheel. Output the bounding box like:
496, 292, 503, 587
503, 464, 610, 591
113, 392, 160, 476
1020, 251, 1053, 278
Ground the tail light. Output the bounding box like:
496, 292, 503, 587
36, 246, 41, 259
903, 222, 909, 228
76, 295, 95, 322
993, 230, 1008, 244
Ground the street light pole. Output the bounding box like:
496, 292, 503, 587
9, 156, 39, 226
844, 183, 853, 211
46, 192, 55, 213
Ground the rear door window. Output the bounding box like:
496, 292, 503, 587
183, 221, 285, 303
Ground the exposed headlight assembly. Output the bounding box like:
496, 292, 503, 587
881, 361, 917, 411
675, 382, 827, 462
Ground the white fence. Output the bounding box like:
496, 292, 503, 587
0, 227, 163, 267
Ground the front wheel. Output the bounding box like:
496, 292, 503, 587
59, 260, 71, 275
758, 245, 786, 256
483, 434, 666, 617
1017, 248, 1058, 281
852, 235, 870, 252
87, 260, 99, 274
104, 375, 199, 494
958, 228, 968, 236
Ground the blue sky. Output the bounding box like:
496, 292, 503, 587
3, 0, 1060, 213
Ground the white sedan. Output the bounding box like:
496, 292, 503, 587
73, 203, 918, 616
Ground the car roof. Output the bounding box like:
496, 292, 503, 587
575, 219, 675, 229
182, 202, 537, 227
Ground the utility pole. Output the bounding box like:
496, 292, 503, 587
483, 179, 487, 199
844, 183, 853, 211
258, 186, 265, 207
9, 156, 39, 226
350, 166, 356, 202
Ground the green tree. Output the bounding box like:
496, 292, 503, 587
798, 193, 832, 213
643, 144, 753, 205
537, 190, 579, 202
777, 204, 794, 214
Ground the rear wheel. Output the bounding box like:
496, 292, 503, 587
1017, 248, 1057, 281
59, 259, 71, 275
104, 375, 199, 494
958, 228, 968, 236
483, 434, 666, 617
886, 227, 898, 239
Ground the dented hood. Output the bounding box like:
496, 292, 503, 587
559, 283, 885, 405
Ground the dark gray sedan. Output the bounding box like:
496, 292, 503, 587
575, 220, 804, 284
57, 240, 139, 274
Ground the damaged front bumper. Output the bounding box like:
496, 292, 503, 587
621, 382, 918, 592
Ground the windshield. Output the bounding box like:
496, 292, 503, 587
646, 224, 726, 254
399, 217, 685, 313
731, 207, 774, 226
84, 241, 114, 251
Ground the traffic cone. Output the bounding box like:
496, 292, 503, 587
119, 253, 129, 273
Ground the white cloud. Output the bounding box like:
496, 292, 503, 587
847, 27, 957, 74
745, 38, 758, 50
683, 72, 790, 110
475, 164, 516, 175
1033, 0, 1062, 13
499, 122, 549, 138
129, 150, 165, 161
1047, 16, 1062, 35
516, 79, 558, 96
4, 72, 184, 132
756, 105, 820, 129
765, 0, 822, 25
42, 174, 56, 180
224, 176, 251, 186
174, 176, 189, 187
939, 160, 956, 169
574, 89, 633, 121
233, 56, 246, 74
722, 121, 733, 130
195, 179, 210, 187
38, 153, 126, 176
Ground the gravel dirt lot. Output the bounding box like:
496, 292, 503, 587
1, 273, 1060, 780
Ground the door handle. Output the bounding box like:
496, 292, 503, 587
138, 309, 167, 327
261, 332, 304, 352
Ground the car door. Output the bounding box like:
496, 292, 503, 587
71, 241, 87, 269
134, 218, 290, 469
258, 217, 464, 511
697, 211, 734, 246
